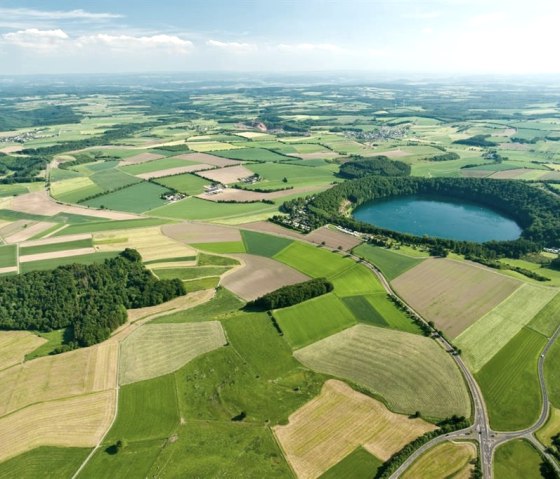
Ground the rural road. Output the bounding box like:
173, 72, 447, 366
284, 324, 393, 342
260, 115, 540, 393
349, 250, 560, 478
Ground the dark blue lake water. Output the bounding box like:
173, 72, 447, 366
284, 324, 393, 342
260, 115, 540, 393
353, 194, 522, 242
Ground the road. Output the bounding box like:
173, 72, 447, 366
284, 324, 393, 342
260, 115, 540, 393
348, 251, 560, 478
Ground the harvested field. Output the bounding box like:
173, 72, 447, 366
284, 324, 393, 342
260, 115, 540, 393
238, 220, 306, 240
136, 164, 212, 179
305, 226, 362, 251
273, 380, 435, 479
20, 233, 91, 248
0, 332, 46, 371
392, 258, 521, 338
196, 185, 320, 202
119, 322, 226, 385
488, 168, 531, 179
456, 284, 557, 372
9, 191, 140, 220
197, 165, 255, 184
3, 221, 55, 243
119, 152, 164, 166
0, 341, 118, 417
287, 151, 340, 160
221, 253, 309, 301
173, 152, 241, 167
94, 226, 196, 262
401, 441, 476, 479
18, 247, 95, 263
460, 169, 493, 178
378, 149, 410, 158
162, 222, 241, 243
295, 324, 470, 418
0, 390, 115, 462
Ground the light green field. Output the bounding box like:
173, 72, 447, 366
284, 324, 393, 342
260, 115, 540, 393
19, 238, 92, 256
328, 263, 385, 297
0, 184, 30, 198
186, 141, 242, 152
401, 441, 477, 479
90, 169, 140, 190
52, 218, 169, 237
83, 182, 169, 213
152, 266, 229, 281
240, 229, 292, 257
455, 284, 557, 372
274, 242, 353, 278
528, 292, 560, 336
19, 251, 120, 273
274, 293, 357, 349
501, 257, 560, 286
0, 245, 17, 268
320, 447, 382, 479
212, 147, 290, 162
197, 253, 239, 266
51, 177, 103, 203
0, 446, 90, 479
295, 324, 471, 419
353, 244, 425, 281
494, 440, 543, 479
545, 337, 560, 409
248, 162, 336, 188
183, 276, 220, 292
191, 241, 246, 254
476, 327, 546, 431
153, 173, 209, 195
24, 329, 66, 360
120, 157, 198, 175
119, 322, 227, 384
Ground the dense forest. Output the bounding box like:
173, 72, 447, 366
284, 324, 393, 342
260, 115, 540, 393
280, 176, 560, 258
0, 249, 185, 347
247, 278, 333, 310
0, 105, 82, 131
338, 156, 411, 179
0, 153, 48, 184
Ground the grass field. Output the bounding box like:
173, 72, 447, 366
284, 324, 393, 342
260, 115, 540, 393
494, 440, 543, 479
197, 252, 239, 266
0, 331, 46, 370
328, 263, 385, 297
401, 441, 476, 479
274, 293, 357, 349
342, 294, 423, 334
0, 245, 17, 268
476, 327, 546, 431
120, 157, 198, 175
119, 322, 226, 384
274, 242, 353, 278
19, 251, 120, 273
191, 240, 246, 253
0, 447, 90, 479
545, 337, 560, 409
153, 172, 209, 195
24, 329, 66, 361
319, 447, 382, 479
456, 284, 557, 372
213, 147, 290, 162
90, 169, 140, 190
52, 217, 169, 236
274, 380, 435, 479
392, 258, 522, 339
353, 244, 425, 280
528, 292, 560, 336
240, 229, 292, 257
184, 276, 220, 291
83, 182, 169, 213
152, 266, 229, 281
248, 161, 337, 188
536, 407, 560, 447
295, 324, 470, 419
19, 238, 92, 256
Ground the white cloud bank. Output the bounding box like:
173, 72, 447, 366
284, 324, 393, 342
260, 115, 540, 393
0, 7, 122, 21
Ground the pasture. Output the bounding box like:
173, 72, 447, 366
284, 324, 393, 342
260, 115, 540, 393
213, 147, 290, 162
83, 182, 170, 213
353, 244, 425, 280
320, 447, 382, 479
119, 322, 226, 384
328, 263, 385, 297
401, 441, 476, 479
0, 447, 90, 479
273, 380, 435, 479
19, 237, 92, 256
120, 157, 198, 176
19, 251, 120, 273
153, 172, 209, 195
528, 292, 560, 336
274, 293, 357, 349
455, 284, 557, 372
240, 229, 293, 257
536, 407, 560, 447
0, 245, 17, 268
545, 337, 560, 409
494, 440, 543, 479
392, 258, 522, 339
295, 324, 471, 419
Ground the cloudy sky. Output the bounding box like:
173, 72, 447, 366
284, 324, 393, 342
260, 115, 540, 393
0, 0, 558, 75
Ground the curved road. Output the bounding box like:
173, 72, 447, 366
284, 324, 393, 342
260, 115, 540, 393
348, 251, 560, 478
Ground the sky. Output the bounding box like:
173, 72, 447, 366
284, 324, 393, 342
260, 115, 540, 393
0, 0, 558, 76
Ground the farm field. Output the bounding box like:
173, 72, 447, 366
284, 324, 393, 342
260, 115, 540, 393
0, 447, 89, 479
0, 245, 17, 267
295, 324, 470, 419
353, 244, 425, 280
19, 251, 120, 273
392, 258, 522, 339
328, 263, 385, 297
83, 182, 170, 213
119, 157, 199, 175
319, 447, 382, 479
19, 237, 92, 256
544, 336, 560, 408
273, 380, 435, 479
401, 441, 476, 479
536, 407, 560, 447
119, 322, 227, 384
305, 226, 362, 251
152, 265, 229, 280
455, 284, 557, 372
0, 331, 46, 370
528, 292, 560, 336
493, 440, 543, 479
240, 229, 293, 257
153, 172, 209, 195
274, 293, 357, 349
162, 221, 241, 243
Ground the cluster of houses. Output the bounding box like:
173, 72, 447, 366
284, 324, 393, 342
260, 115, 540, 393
0, 129, 53, 144
161, 192, 186, 202
545, 247, 560, 254
239, 174, 261, 184
204, 183, 225, 195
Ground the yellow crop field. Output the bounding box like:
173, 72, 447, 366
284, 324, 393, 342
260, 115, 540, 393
94, 226, 196, 261
274, 380, 435, 479
0, 390, 115, 462
50, 177, 96, 197
0, 332, 46, 371
401, 441, 476, 479
119, 321, 227, 384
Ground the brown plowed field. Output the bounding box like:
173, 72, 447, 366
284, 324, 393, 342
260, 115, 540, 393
162, 222, 241, 243
305, 226, 362, 251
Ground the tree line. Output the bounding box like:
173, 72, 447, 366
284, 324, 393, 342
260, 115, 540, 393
338, 156, 411, 179
246, 278, 333, 310
0, 249, 185, 348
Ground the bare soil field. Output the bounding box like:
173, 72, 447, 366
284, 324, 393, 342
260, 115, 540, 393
118, 152, 164, 166
273, 380, 435, 479
221, 253, 309, 301
0, 266, 17, 274
18, 247, 96, 264
136, 164, 213, 179
0, 390, 115, 462
392, 258, 521, 338
174, 152, 241, 167
3, 221, 56, 244
197, 165, 256, 184
119, 321, 227, 384
239, 221, 306, 240
0, 332, 46, 371
162, 222, 242, 243
305, 226, 362, 251
9, 191, 140, 220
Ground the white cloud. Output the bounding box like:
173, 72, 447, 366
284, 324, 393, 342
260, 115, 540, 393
2, 28, 69, 50
276, 42, 345, 54
0, 7, 122, 21
78, 34, 193, 54
206, 40, 257, 53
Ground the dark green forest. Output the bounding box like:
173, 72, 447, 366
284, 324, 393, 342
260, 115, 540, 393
247, 278, 333, 310
338, 156, 411, 179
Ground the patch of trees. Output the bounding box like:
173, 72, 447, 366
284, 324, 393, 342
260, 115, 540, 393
247, 278, 333, 310
338, 156, 411, 179
465, 255, 551, 282
453, 135, 495, 147
425, 152, 460, 162
0, 105, 82, 131
375, 415, 470, 478
0, 249, 185, 347
550, 257, 560, 271
0, 153, 48, 183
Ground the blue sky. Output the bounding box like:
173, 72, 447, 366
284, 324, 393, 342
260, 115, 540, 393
0, 0, 558, 75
